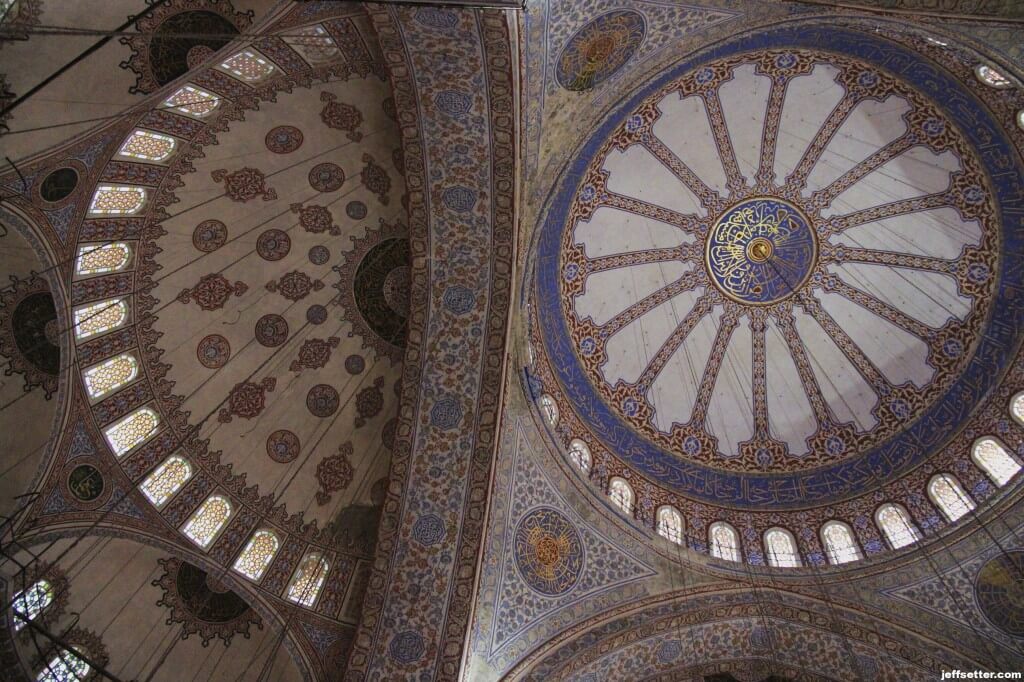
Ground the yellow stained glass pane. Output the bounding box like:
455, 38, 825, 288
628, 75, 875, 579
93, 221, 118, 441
118, 130, 176, 162
765, 528, 800, 567
164, 85, 219, 117
76, 243, 131, 275
233, 530, 280, 581
83, 354, 138, 399
182, 495, 232, 549
929, 474, 975, 522
286, 553, 329, 607
104, 407, 159, 457
285, 25, 340, 64
140, 456, 192, 508
876, 504, 919, 550
220, 50, 274, 82
88, 185, 146, 215
73, 299, 127, 340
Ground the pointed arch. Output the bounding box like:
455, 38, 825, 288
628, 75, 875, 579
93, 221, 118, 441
104, 407, 159, 457
73, 298, 128, 340
83, 353, 139, 400
11, 579, 54, 631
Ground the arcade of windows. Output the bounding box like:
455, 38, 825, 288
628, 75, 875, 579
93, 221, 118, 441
553, 392, 1024, 567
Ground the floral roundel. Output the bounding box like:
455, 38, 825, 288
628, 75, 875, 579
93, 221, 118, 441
513, 507, 584, 596
534, 25, 1024, 510
555, 10, 646, 92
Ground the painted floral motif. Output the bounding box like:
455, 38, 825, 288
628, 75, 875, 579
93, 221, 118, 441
265, 125, 303, 153
177, 274, 247, 311
217, 377, 276, 423
196, 334, 231, 369
360, 153, 391, 205
308, 162, 345, 192
290, 202, 341, 235
355, 376, 385, 427
254, 314, 288, 347
0, 274, 60, 399
211, 166, 277, 202
266, 430, 299, 463
192, 219, 227, 252
265, 271, 324, 302
306, 383, 339, 417
289, 336, 340, 373
256, 229, 291, 261
554, 10, 646, 91
316, 442, 354, 505
319, 91, 363, 141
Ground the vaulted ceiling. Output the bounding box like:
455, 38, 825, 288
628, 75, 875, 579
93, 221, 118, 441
1, 1, 1023, 681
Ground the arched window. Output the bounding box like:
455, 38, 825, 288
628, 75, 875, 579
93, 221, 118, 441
182, 495, 232, 549
104, 407, 159, 457
975, 64, 1012, 88
538, 394, 558, 426
88, 185, 146, 215
928, 473, 975, 522
568, 439, 591, 474
1013, 392, 1024, 426
972, 437, 1022, 487
75, 242, 131, 275
73, 299, 128, 340
709, 522, 740, 562
875, 503, 921, 550
36, 646, 90, 682
83, 353, 139, 400
1017, 110, 1024, 133
164, 85, 220, 117
233, 530, 280, 581
220, 50, 275, 82
12, 579, 53, 631
608, 477, 634, 515
117, 130, 177, 162
821, 521, 861, 565
287, 553, 329, 607
285, 25, 340, 64
656, 506, 683, 545
140, 455, 193, 508
764, 527, 801, 567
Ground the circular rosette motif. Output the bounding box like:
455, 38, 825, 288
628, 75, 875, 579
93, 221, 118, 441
513, 507, 584, 596
535, 27, 1024, 509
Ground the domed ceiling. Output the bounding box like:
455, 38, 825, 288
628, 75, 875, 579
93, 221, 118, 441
529, 21, 1024, 549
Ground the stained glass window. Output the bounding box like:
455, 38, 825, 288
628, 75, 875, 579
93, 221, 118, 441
568, 439, 591, 474
83, 354, 139, 399
1017, 110, 1024, 133
182, 495, 232, 549
285, 25, 340, 64
88, 185, 146, 215
104, 407, 159, 457
975, 64, 1012, 88
972, 437, 1022, 487
656, 506, 684, 545
821, 521, 861, 565
36, 646, 89, 682
73, 299, 128, 340
117, 130, 177, 162
220, 50, 275, 82
709, 522, 740, 562
12, 579, 53, 631
928, 473, 975, 522
75, 242, 131, 276
1, 1, 19, 22
538, 394, 558, 427
286, 553, 329, 607
608, 477, 634, 515
764, 527, 801, 567
164, 85, 220, 117
1012, 392, 1024, 426
875, 503, 920, 550
233, 530, 280, 581
140, 455, 193, 508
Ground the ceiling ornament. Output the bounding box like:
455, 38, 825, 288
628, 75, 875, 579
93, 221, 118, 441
290, 202, 342, 236
196, 334, 231, 369
192, 219, 228, 252
0, 273, 60, 399
176, 273, 248, 311
217, 377, 276, 423
264, 125, 304, 154
265, 270, 325, 303
119, 0, 253, 95
211, 166, 277, 203
532, 25, 1024, 519
316, 442, 355, 505
331, 218, 410, 364
153, 557, 263, 647
319, 91, 365, 141
975, 550, 1024, 637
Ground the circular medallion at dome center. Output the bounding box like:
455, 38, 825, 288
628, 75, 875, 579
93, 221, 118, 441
705, 198, 816, 305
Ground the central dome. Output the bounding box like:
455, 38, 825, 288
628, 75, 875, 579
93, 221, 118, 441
532, 24, 1024, 511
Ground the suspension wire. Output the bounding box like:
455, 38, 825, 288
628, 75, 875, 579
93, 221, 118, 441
0, 0, 173, 121
736, 525, 782, 676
